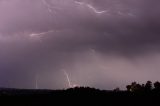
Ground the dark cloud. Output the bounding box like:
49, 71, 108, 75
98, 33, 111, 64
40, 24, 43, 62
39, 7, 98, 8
0, 0, 160, 89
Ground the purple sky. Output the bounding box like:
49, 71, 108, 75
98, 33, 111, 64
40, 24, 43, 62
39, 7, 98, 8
0, 0, 160, 90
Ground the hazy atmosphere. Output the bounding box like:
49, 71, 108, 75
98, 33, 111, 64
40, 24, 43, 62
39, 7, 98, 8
0, 0, 160, 90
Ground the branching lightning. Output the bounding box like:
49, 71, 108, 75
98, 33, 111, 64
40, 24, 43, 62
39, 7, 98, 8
29, 30, 55, 41
63, 70, 72, 88
63, 70, 80, 88
74, 1, 84, 5
30, 30, 54, 37
41, 0, 60, 14
87, 4, 107, 14
42, 0, 52, 13
74, 1, 108, 14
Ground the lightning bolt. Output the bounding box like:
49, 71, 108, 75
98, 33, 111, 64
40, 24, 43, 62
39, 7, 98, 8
117, 11, 136, 17
29, 30, 55, 42
41, 0, 52, 13
35, 74, 38, 89
63, 70, 72, 88
74, 1, 84, 5
62, 69, 80, 88
41, 0, 60, 14
87, 4, 107, 14
29, 30, 54, 37
41, 0, 62, 28
74, 1, 108, 14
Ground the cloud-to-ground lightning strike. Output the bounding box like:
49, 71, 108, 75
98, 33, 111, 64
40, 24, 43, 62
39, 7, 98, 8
35, 74, 38, 89
63, 70, 80, 88
74, 1, 107, 14
63, 70, 72, 88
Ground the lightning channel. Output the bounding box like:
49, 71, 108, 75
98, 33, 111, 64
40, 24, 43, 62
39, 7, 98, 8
63, 70, 72, 88
74, 1, 107, 14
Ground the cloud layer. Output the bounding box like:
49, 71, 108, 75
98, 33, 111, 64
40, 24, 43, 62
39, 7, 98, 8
0, 0, 160, 89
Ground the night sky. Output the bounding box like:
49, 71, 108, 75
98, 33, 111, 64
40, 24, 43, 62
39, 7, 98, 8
0, 0, 160, 90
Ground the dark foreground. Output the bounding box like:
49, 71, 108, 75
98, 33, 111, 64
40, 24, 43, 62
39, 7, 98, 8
0, 87, 160, 106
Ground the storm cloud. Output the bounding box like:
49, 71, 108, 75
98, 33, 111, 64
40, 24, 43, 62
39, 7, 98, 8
0, 0, 160, 89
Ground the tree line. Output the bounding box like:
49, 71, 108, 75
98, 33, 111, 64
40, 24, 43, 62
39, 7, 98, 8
126, 81, 160, 92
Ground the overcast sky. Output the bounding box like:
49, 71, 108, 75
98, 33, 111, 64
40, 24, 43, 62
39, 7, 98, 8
0, 0, 160, 90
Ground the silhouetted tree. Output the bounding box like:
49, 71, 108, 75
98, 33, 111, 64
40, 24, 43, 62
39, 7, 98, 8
113, 87, 120, 92
141, 84, 145, 91
126, 82, 142, 92
154, 81, 160, 91
135, 84, 143, 92
126, 85, 131, 92
142, 84, 145, 88
145, 81, 152, 91
130, 82, 137, 92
